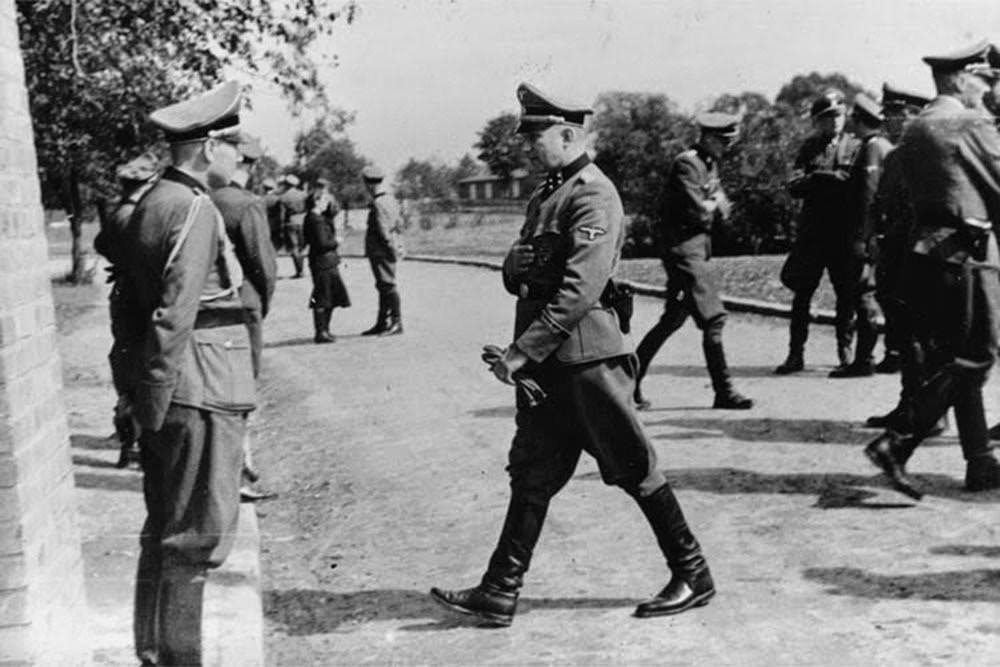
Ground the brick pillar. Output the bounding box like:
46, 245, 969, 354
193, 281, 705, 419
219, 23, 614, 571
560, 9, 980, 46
0, 1, 87, 664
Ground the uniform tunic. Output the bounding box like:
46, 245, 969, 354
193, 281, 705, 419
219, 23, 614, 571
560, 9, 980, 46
501, 155, 665, 498
365, 191, 401, 289
211, 182, 277, 377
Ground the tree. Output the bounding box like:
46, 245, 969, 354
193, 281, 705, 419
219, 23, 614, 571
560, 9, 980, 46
293, 116, 368, 223
706, 91, 809, 254
393, 159, 457, 202
16, 0, 357, 282
591, 91, 694, 225
775, 72, 872, 116
474, 112, 533, 181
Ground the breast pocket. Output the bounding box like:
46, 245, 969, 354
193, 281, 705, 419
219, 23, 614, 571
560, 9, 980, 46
192, 325, 256, 411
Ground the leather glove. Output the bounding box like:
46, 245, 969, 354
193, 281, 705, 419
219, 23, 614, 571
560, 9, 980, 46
506, 244, 536, 276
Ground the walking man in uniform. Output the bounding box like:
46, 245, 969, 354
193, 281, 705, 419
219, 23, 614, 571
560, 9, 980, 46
775, 90, 861, 374
431, 83, 714, 627
361, 165, 404, 336
633, 112, 754, 410
866, 84, 934, 430
117, 81, 257, 664
864, 41, 1000, 498
828, 94, 893, 378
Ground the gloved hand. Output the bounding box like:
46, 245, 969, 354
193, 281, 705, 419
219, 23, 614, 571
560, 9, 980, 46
482, 344, 547, 407
506, 244, 536, 276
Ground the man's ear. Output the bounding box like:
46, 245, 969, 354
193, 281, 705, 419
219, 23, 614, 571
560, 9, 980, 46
560, 126, 577, 144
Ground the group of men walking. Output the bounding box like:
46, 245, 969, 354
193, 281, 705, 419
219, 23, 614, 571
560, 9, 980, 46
89, 35, 1000, 662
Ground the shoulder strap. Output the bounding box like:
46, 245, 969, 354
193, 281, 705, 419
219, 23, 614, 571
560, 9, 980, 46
163, 195, 203, 277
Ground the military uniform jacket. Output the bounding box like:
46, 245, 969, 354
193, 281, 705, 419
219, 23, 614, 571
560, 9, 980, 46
211, 183, 277, 317
897, 95, 1000, 266
365, 193, 400, 260
122, 167, 255, 432
502, 158, 628, 366
847, 133, 894, 252
871, 147, 914, 243
660, 147, 723, 250
789, 131, 861, 246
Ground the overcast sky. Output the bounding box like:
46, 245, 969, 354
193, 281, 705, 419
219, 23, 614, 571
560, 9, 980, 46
241, 0, 1000, 172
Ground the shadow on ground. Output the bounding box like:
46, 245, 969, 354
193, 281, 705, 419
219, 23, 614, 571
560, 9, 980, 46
929, 545, 1000, 558
645, 364, 850, 379
71, 433, 116, 450
644, 416, 957, 447
264, 588, 641, 635
575, 467, 999, 505
74, 471, 142, 493
804, 566, 1000, 601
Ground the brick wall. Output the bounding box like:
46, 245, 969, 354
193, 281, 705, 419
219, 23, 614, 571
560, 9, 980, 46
0, 1, 87, 664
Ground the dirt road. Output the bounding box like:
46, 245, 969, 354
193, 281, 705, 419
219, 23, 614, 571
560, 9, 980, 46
241, 256, 999, 666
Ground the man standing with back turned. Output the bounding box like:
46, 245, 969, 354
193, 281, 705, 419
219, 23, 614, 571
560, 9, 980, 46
430, 83, 714, 627
633, 112, 754, 410
863, 41, 1000, 498
361, 165, 404, 336
119, 82, 256, 665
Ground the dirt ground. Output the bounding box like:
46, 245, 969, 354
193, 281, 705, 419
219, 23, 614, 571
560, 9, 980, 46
245, 257, 1000, 666
54, 254, 1000, 665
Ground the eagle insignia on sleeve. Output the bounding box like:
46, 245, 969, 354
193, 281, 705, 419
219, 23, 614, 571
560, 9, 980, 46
578, 225, 606, 241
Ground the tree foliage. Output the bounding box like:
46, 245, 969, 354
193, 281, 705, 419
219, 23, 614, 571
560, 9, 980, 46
591, 91, 694, 225
16, 0, 356, 281
474, 112, 532, 181
393, 154, 484, 202
293, 116, 368, 209
775, 71, 872, 115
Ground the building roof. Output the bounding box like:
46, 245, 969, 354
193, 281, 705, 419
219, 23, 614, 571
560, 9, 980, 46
458, 168, 531, 184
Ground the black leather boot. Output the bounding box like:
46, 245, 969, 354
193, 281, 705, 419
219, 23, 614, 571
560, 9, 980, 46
361, 294, 388, 336
863, 430, 922, 500
704, 333, 753, 410
774, 348, 804, 375
633, 485, 715, 618
313, 309, 335, 343
430, 493, 547, 627
379, 292, 403, 336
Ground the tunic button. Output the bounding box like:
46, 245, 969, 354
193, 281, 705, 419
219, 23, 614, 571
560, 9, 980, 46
519, 284, 529, 298
223, 340, 233, 349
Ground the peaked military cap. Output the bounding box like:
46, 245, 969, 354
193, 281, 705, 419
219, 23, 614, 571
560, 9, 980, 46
696, 111, 740, 138
361, 165, 385, 182
515, 83, 593, 133
852, 93, 883, 125
115, 152, 159, 182
810, 89, 846, 118
149, 81, 242, 144
238, 135, 264, 163
922, 39, 997, 75
881, 83, 931, 112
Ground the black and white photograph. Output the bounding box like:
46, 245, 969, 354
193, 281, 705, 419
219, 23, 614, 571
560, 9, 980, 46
2, 0, 1000, 664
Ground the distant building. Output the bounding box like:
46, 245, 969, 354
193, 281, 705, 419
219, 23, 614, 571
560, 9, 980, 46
457, 168, 540, 202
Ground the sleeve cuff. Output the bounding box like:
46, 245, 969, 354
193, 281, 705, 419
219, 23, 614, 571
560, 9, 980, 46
515, 312, 570, 363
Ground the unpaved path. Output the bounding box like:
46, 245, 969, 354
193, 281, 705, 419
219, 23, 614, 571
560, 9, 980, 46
198, 257, 1000, 665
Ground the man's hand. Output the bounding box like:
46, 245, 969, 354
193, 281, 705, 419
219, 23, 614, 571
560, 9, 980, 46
506, 244, 536, 276
482, 344, 529, 386
713, 192, 733, 221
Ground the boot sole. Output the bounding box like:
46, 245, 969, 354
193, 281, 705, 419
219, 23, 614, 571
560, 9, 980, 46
428, 589, 513, 628
633, 588, 715, 618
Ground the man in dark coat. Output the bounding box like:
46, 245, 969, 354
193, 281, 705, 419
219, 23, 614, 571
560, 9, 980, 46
430, 83, 714, 628
775, 90, 862, 374
117, 82, 256, 664
281, 173, 308, 278
633, 112, 753, 410
361, 165, 403, 336
864, 41, 1000, 498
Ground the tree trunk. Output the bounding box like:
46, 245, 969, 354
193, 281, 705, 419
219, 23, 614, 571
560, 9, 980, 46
65, 168, 92, 284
